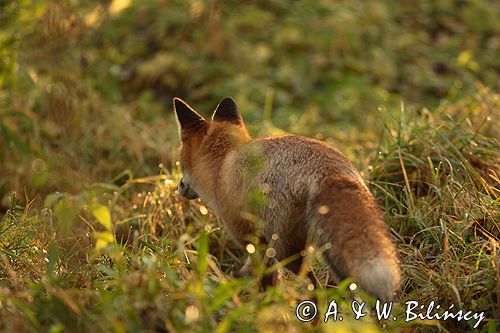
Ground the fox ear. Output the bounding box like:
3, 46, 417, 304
212, 97, 242, 124
173, 98, 205, 130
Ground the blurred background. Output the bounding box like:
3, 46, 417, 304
0, 1, 499, 332
1, 0, 498, 205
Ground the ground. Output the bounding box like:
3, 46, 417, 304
0, 1, 499, 332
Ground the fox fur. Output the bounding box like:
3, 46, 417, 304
174, 97, 401, 301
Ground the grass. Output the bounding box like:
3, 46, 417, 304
1, 1, 499, 332
1, 90, 498, 332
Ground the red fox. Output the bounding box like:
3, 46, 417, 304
174, 97, 401, 301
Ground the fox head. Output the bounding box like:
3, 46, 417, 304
173, 97, 250, 201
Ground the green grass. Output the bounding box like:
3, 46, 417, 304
1, 1, 499, 332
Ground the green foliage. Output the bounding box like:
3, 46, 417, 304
0, 0, 499, 332
369, 89, 499, 330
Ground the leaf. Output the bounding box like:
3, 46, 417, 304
94, 231, 114, 250
197, 231, 208, 277
457, 50, 472, 67
54, 197, 77, 234
44, 192, 63, 207
47, 243, 60, 277
92, 205, 112, 231
48, 323, 64, 333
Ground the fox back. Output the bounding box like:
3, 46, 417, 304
174, 97, 401, 301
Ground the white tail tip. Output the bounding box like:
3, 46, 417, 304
357, 258, 401, 302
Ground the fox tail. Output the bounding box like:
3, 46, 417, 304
309, 175, 401, 301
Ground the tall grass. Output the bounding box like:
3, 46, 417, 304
1, 88, 498, 332
1, 1, 499, 332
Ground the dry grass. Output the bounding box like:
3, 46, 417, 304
1, 1, 499, 332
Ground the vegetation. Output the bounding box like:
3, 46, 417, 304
0, 0, 498, 332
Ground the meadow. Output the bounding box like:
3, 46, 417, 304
0, 1, 499, 332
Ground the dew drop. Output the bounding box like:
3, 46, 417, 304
199, 206, 208, 215
246, 244, 256, 254
265, 247, 276, 258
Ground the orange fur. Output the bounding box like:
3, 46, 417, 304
174, 97, 401, 301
